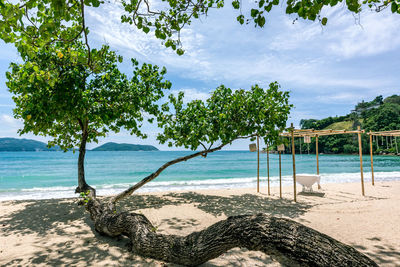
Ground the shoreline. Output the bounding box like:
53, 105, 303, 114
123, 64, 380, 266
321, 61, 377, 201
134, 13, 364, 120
1, 180, 400, 266
1, 170, 398, 202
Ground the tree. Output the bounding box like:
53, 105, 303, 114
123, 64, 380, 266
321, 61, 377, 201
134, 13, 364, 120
1, 0, 378, 265
364, 103, 400, 131
83, 83, 376, 266
6, 41, 171, 194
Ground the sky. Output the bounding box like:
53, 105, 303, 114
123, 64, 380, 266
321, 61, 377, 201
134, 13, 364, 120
0, 4, 399, 150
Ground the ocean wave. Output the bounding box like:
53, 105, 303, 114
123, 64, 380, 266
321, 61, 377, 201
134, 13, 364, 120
1, 171, 400, 201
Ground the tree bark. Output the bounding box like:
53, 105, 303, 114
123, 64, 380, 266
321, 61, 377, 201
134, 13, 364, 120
75, 123, 95, 196
86, 199, 377, 266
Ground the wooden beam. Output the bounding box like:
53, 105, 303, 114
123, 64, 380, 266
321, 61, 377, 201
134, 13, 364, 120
291, 123, 296, 202
280, 129, 366, 137
369, 133, 374, 186
358, 126, 365, 196
368, 130, 400, 137
267, 142, 270, 196
257, 136, 260, 193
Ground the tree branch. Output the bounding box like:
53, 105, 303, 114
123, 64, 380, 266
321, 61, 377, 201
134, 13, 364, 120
80, 0, 91, 67
110, 143, 226, 203
110, 134, 258, 204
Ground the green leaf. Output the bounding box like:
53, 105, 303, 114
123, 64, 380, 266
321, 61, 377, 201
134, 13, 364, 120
92, 0, 101, 7
321, 17, 328, 25
391, 2, 398, 13
237, 15, 245, 24
251, 9, 259, 17
258, 16, 266, 27
232, 0, 240, 9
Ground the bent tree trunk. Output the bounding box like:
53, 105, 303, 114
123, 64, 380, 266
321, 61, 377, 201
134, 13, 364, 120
86, 199, 377, 266
82, 143, 376, 266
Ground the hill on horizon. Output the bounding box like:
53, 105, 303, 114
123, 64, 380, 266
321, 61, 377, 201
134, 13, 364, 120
91, 142, 158, 151
297, 94, 400, 155
0, 138, 60, 151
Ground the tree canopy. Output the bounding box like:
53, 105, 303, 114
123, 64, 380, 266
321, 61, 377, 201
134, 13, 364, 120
6, 41, 171, 151
158, 82, 291, 150
1, 0, 399, 55
112, 82, 291, 202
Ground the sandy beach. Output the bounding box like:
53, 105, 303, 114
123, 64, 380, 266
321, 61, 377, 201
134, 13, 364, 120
1, 180, 400, 266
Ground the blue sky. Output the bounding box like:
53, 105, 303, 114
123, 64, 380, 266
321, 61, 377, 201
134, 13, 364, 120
0, 4, 399, 150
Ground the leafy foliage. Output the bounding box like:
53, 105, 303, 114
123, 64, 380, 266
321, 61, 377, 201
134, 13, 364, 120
6, 41, 171, 151
119, 0, 400, 52
157, 82, 292, 150
0, 0, 84, 55
2, 0, 399, 56
300, 115, 350, 130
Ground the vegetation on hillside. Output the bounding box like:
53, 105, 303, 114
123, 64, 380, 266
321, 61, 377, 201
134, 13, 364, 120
0, 137, 60, 151
293, 95, 400, 155
92, 142, 158, 151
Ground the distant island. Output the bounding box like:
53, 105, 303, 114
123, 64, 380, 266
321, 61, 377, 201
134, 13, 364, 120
0, 138, 158, 152
0, 138, 60, 151
91, 142, 158, 151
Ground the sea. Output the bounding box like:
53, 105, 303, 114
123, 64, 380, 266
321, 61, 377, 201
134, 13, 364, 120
1, 151, 400, 201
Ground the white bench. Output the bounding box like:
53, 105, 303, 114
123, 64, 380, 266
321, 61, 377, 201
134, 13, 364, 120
296, 174, 321, 192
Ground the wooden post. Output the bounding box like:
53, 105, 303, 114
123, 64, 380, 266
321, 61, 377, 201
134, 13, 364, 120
376, 135, 379, 150
316, 135, 319, 175
386, 136, 389, 149
267, 142, 270, 195
299, 138, 302, 155
358, 126, 365, 196
279, 151, 282, 199
291, 123, 296, 202
369, 133, 374, 186
257, 136, 260, 193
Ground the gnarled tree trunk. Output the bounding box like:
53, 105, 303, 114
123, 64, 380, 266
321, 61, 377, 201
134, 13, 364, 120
86, 198, 377, 266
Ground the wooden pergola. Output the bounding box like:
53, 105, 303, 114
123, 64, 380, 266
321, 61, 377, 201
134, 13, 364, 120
367, 130, 400, 185
255, 124, 366, 202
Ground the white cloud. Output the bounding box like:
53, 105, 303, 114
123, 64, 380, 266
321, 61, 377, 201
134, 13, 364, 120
85, 4, 400, 92
269, 7, 400, 59
0, 114, 23, 137
325, 10, 400, 58
1, 114, 20, 126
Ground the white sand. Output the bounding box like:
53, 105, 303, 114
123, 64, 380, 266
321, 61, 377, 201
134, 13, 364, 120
1, 181, 399, 266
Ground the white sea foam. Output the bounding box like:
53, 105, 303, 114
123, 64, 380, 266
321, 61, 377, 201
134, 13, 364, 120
1, 171, 400, 201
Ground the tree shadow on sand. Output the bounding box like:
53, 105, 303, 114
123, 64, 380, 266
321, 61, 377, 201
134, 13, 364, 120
163, 192, 312, 218
350, 237, 400, 266
0, 199, 161, 266
0, 193, 313, 266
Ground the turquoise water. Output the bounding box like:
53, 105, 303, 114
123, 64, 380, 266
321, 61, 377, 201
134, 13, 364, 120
1, 151, 400, 200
